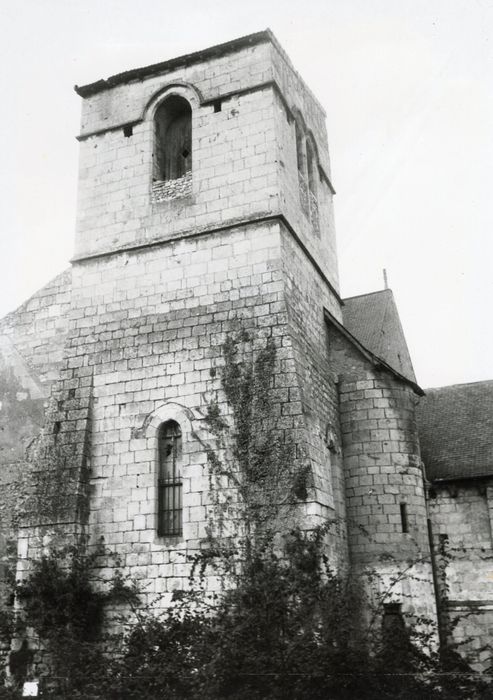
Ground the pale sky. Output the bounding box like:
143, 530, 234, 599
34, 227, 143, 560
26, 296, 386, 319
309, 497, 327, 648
0, 0, 492, 389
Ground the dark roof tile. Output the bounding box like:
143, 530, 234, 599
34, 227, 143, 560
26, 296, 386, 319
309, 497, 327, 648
342, 289, 416, 383
416, 381, 493, 481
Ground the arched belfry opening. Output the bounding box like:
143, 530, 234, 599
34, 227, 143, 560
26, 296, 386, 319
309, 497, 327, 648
306, 137, 320, 235
306, 139, 317, 196
153, 95, 192, 183
295, 120, 305, 175
292, 113, 320, 236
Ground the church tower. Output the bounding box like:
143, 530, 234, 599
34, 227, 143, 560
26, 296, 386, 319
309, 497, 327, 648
8, 30, 441, 630
1, 30, 443, 646
14, 30, 347, 605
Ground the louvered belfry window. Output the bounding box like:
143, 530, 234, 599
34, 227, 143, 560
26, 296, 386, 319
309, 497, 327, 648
158, 420, 183, 537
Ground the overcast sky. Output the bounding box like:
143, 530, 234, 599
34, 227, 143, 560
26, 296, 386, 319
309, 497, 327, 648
0, 0, 492, 389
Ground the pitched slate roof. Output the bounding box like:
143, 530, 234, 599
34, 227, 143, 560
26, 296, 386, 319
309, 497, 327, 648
324, 308, 423, 396
342, 289, 416, 383
416, 381, 493, 481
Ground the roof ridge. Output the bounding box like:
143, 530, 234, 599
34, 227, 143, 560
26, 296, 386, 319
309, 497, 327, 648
343, 288, 392, 302
425, 379, 493, 391
375, 290, 392, 359
325, 307, 424, 396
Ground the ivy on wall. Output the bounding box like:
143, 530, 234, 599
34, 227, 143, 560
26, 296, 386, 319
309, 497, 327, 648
0, 333, 489, 698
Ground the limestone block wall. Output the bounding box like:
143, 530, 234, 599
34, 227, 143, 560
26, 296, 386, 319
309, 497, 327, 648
78, 41, 273, 136
274, 92, 339, 291
448, 607, 493, 672
0, 270, 71, 389
74, 33, 340, 296
340, 374, 428, 561
0, 269, 71, 525
21, 220, 339, 608
269, 41, 330, 173
269, 39, 339, 293
428, 480, 493, 669
11, 32, 347, 615
77, 35, 331, 176
0, 270, 71, 649
75, 84, 279, 259
279, 223, 346, 563
328, 326, 436, 620
428, 482, 493, 602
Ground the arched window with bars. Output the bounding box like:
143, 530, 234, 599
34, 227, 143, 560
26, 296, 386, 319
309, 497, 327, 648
157, 420, 183, 537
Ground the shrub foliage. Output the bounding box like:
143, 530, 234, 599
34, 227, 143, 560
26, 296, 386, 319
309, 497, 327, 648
3, 333, 491, 698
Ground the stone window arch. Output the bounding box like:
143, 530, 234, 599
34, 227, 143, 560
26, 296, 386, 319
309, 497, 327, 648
153, 94, 192, 199
294, 117, 309, 216
306, 138, 317, 197
133, 400, 215, 541
157, 419, 183, 537
295, 120, 305, 175
292, 110, 321, 236
306, 136, 320, 235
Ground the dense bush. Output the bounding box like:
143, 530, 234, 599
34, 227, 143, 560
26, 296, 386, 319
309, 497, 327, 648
108, 333, 488, 699
2, 539, 137, 698
3, 333, 490, 698
109, 526, 489, 700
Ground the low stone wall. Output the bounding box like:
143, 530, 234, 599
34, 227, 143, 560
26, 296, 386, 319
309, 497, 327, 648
151, 172, 192, 202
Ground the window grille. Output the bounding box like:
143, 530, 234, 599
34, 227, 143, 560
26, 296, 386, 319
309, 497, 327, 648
157, 420, 182, 536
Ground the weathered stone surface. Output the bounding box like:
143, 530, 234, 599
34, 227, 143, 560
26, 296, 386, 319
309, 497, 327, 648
4, 33, 344, 616
0, 270, 71, 581
327, 321, 437, 624
0, 30, 490, 670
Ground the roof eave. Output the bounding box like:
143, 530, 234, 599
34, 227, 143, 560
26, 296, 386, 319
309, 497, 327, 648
429, 472, 493, 484
74, 30, 276, 98
324, 308, 424, 396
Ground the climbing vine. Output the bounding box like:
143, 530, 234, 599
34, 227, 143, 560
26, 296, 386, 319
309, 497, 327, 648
4, 537, 137, 697
106, 333, 490, 699
1, 332, 490, 698
203, 332, 306, 542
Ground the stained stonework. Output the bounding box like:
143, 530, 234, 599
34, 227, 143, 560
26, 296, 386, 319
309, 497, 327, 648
417, 381, 493, 669
0, 271, 71, 523
11, 31, 345, 614
0, 30, 491, 671
427, 481, 493, 670
0, 270, 71, 662
151, 172, 192, 202
327, 317, 437, 623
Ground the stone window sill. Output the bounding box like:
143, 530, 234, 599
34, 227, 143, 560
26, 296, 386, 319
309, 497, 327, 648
152, 172, 192, 202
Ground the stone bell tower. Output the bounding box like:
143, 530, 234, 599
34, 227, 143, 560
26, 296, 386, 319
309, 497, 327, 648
19, 31, 349, 605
